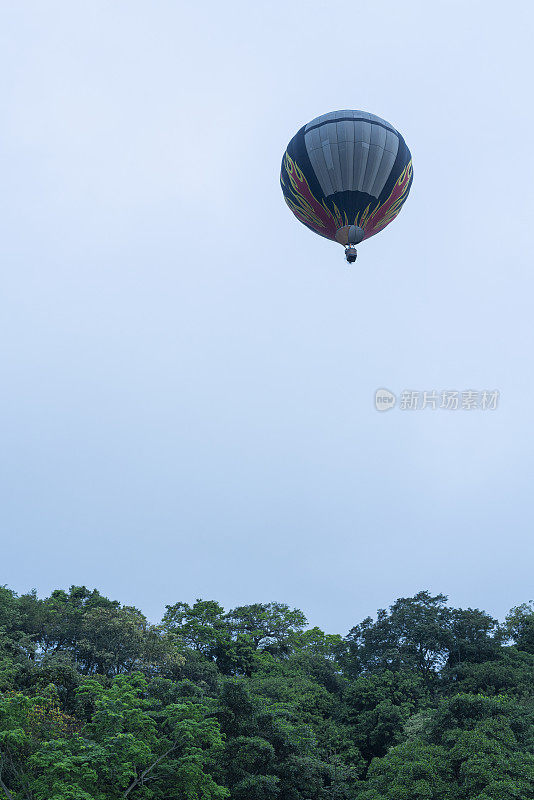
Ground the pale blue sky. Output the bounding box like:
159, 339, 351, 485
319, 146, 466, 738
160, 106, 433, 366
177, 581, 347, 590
1, 1, 533, 632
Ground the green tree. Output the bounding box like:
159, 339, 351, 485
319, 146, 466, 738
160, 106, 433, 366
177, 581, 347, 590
2, 585, 534, 800
355, 739, 455, 800
345, 591, 451, 687
225, 603, 307, 654
504, 603, 534, 654
0, 674, 228, 800
162, 601, 228, 658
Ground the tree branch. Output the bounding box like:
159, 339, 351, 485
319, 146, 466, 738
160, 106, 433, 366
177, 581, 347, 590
123, 744, 177, 798
0, 775, 17, 800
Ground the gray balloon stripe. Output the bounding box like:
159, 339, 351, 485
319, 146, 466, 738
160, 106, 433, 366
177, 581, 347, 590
305, 117, 400, 137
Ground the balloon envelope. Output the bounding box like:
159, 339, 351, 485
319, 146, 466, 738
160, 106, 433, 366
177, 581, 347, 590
280, 110, 413, 246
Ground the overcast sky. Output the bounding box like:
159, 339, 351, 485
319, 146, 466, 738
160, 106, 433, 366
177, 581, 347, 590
1, 1, 533, 633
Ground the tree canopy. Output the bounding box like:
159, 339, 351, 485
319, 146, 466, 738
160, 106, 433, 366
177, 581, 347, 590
0, 586, 533, 799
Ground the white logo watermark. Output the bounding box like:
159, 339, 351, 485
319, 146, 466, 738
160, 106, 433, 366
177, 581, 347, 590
375, 389, 499, 412
375, 388, 397, 411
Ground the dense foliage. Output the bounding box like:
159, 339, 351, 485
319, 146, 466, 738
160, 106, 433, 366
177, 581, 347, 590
0, 586, 533, 799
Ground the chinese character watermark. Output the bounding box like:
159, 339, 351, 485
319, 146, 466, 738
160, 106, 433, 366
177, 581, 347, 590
375, 389, 499, 412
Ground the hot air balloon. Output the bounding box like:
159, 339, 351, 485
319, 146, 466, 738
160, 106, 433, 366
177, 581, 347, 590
280, 110, 413, 263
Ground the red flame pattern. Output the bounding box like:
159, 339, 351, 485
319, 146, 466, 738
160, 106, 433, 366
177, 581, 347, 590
281, 153, 412, 244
